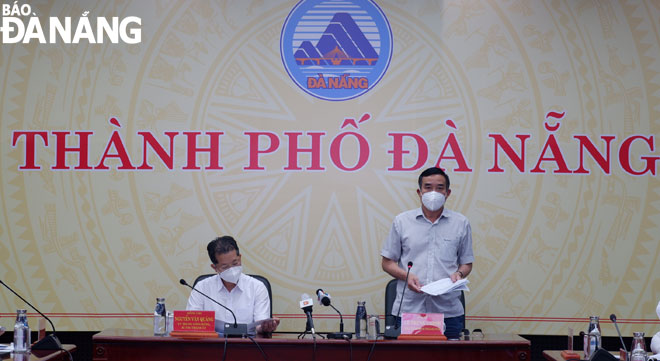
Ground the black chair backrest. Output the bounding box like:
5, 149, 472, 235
384, 278, 465, 329
384, 279, 398, 327
249, 274, 273, 318
192, 273, 273, 318
193, 274, 215, 287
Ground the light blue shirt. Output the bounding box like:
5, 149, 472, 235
381, 208, 474, 318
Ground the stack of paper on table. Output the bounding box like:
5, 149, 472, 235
420, 278, 470, 296
0, 344, 13, 356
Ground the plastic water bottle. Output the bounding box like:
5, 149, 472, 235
367, 315, 380, 340
13, 309, 30, 353
630, 332, 647, 361
153, 298, 167, 336
166, 311, 174, 336
355, 301, 367, 339
586, 316, 601, 358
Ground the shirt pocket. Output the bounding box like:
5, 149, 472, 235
436, 236, 459, 262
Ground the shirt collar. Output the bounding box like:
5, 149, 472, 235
416, 207, 450, 222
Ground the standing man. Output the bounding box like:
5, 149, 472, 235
381, 167, 474, 339
186, 236, 279, 336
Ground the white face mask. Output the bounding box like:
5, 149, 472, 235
421, 191, 445, 212
219, 265, 242, 284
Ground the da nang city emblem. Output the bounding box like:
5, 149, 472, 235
280, 0, 393, 101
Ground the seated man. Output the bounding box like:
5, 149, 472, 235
186, 235, 279, 336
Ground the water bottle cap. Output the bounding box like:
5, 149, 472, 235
157, 297, 165, 302
633, 332, 645, 337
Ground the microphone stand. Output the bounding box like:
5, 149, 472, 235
384, 262, 413, 339
298, 309, 317, 339
0, 280, 63, 350
610, 314, 629, 357
326, 304, 352, 339
298, 307, 325, 339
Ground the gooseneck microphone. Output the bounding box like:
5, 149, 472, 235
384, 261, 413, 339
610, 313, 628, 355
316, 289, 352, 339
0, 279, 63, 350
396, 262, 414, 318
179, 278, 247, 337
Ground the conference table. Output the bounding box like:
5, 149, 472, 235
542, 350, 584, 360
93, 329, 530, 361
1, 345, 76, 361
543, 349, 653, 361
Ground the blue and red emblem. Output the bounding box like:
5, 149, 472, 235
281, 0, 393, 101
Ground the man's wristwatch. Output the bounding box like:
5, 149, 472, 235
456, 270, 464, 278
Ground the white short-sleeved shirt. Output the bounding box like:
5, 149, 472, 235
186, 273, 270, 325
381, 207, 474, 318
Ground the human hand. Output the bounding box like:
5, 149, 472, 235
256, 318, 280, 336
450, 271, 462, 283
408, 274, 423, 293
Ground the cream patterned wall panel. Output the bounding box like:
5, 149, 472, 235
0, 0, 658, 335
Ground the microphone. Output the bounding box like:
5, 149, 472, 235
316, 289, 331, 306
0, 279, 63, 350
610, 314, 628, 355
179, 278, 247, 337
299, 293, 316, 337
384, 261, 413, 339
317, 289, 352, 339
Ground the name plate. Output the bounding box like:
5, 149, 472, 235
401, 313, 445, 336
173, 310, 215, 332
